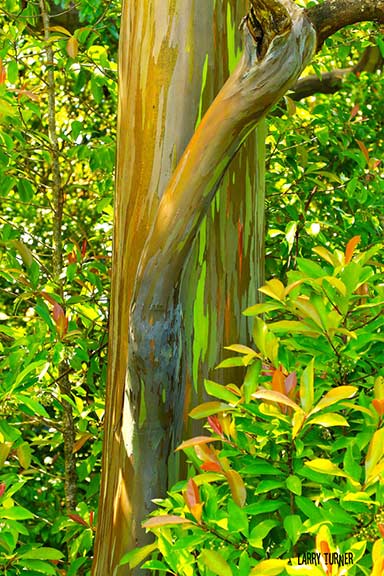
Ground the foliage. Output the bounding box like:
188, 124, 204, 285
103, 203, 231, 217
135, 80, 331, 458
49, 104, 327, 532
0, 1, 118, 573
265, 23, 383, 280
130, 240, 384, 575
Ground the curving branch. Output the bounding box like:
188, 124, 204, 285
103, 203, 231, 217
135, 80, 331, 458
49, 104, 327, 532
291, 45, 383, 101
306, 0, 384, 49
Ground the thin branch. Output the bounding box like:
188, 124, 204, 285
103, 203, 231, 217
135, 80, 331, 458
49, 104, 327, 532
291, 45, 383, 101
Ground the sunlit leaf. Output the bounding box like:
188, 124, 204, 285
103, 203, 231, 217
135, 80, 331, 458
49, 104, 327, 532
300, 358, 314, 413
200, 549, 232, 576
308, 413, 349, 427
304, 458, 347, 477
189, 402, 231, 419
142, 515, 193, 529
250, 559, 288, 575
225, 469, 246, 507
119, 543, 157, 568
310, 386, 357, 415
365, 428, 384, 482
345, 235, 361, 264
253, 389, 303, 412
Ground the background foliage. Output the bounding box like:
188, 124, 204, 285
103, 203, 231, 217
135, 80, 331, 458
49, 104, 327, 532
0, 0, 383, 574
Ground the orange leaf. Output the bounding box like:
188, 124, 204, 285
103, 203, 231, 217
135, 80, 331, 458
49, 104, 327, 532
349, 104, 359, 119
69, 514, 88, 527
345, 235, 360, 264
373, 399, 384, 416
356, 139, 370, 164
208, 416, 223, 437
66, 36, 79, 59
0, 59, 6, 84
176, 436, 216, 452
184, 479, 202, 522
142, 515, 192, 528
0, 483, 6, 498
72, 433, 93, 453
53, 302, 68, 338
378, 523, 384, 538
184, 478, 200, 509
200, 462, 222, 472
225, 469, 246, 507
272, 367, 285, 394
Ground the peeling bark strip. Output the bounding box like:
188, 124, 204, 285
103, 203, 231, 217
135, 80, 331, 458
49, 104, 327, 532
93, 1, 384, 574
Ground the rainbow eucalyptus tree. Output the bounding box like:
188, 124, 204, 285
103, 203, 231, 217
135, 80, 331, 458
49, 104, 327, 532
93, 1, 384, 574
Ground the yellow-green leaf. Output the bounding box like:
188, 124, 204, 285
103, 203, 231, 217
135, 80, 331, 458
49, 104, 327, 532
200, 549, 233, 576
292, 410, 306, 439
300, 358, 314, 413
259, 278, 285, 301
312, 246, 338, 266
17, 442, 32, 469
250, 559, 288, 575
365, 428, 384, 483
310, 386, 357, 415
304, 458, 347, 477
224, 344, 257, 355
119, 542, 157, 568
307, 413, 349, 428
189, 402, 231, 419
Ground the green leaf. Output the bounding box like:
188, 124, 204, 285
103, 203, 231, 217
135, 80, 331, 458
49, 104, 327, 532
243, 359, 261, 403
286, 475, 302, 496
119, 543, 157, 568
249, 519, 279, 547
19, 547, 64, 560
0, 506, 34, 520
204, 380, 240, 403
296, 257, 325, 278
199, 549, 232, 576
142, 559, 170, 571
16, 559, 57, 575
228, 498, 248, 535
243, 302, 282, 316
284, 514, 302, 544
17, 178, 34, 201
14, 394, 50, 419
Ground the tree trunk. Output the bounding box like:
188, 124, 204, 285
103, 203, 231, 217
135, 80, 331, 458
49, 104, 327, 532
93, 1, 384, 575
92, 2, 215, 574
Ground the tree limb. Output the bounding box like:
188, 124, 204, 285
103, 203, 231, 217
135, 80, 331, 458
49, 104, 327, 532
291, 45, 383, 101
306, 0, 384, 50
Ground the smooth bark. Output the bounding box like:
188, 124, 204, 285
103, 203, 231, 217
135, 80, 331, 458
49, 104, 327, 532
94, 1, 383, 575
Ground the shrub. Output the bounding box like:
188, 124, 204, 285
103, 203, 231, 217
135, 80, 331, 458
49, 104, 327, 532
122, 238, 384, 575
